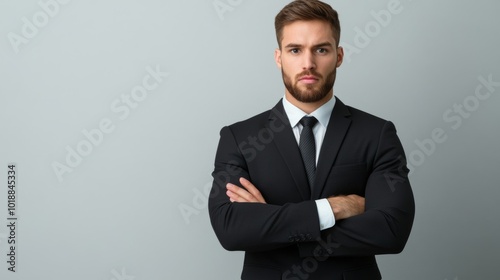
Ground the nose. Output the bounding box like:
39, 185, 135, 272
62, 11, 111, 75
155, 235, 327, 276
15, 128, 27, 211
302, 51, 316, 70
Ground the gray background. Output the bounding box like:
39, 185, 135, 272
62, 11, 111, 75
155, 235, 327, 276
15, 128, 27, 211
0, 0, 499, 279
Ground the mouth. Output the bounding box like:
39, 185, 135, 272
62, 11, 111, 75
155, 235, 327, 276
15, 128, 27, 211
299, 75, 319, 84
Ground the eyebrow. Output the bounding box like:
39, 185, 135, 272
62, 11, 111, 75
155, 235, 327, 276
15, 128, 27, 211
284, 42, 334, 49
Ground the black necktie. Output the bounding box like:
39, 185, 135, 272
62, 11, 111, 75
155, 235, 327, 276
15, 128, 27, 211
299, 116, 318, 190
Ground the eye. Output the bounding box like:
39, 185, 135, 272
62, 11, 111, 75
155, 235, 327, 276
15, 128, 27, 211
290, 49, 300, 54
316, 48, 328, 54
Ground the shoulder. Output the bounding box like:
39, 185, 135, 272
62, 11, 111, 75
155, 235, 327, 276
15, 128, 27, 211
218, 108, 274, 141
222, 100, 285, 137
347, 105, 387, 124
230, 110, 271, 129
335, 97, 390, 126
340, 101, 397, 134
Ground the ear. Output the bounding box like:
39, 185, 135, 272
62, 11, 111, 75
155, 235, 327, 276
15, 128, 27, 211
274, 48, 282, 69
336, 46, 344, 68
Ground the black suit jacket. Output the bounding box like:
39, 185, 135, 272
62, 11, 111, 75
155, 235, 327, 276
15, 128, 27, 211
209, 98, 415, 280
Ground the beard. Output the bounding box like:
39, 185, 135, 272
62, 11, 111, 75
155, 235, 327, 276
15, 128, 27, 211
282, 67, 337, 103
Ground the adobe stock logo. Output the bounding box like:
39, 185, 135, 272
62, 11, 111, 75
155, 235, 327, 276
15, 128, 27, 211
386, 74, 499, 191
7, 0, 71, 54
110, 267, 135, 280
213, 0, 244, 21
342, 0, 411, 63
51, 65, 169, 182
406, 75, 499, 174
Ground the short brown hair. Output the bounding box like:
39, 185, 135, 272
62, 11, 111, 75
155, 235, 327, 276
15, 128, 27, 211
275, 0, 341, 48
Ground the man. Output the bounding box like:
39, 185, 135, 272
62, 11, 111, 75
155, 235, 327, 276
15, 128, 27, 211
208, 1, 415, 279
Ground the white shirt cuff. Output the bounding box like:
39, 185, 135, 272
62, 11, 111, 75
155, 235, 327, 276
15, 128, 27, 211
315, 198, 336, 230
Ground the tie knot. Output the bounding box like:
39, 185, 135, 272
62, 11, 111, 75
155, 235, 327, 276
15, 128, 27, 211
300, 116, 318, 128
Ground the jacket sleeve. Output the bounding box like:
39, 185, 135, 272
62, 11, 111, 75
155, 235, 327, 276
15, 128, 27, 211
208, 126, 322, 252
297, 121, 415, 257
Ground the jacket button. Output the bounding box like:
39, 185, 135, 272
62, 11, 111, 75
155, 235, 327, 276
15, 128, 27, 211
288, 236, 294, 242
306, 234, 312, 240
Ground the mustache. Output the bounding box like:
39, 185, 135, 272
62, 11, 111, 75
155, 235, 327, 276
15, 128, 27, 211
296, 70, 323, 80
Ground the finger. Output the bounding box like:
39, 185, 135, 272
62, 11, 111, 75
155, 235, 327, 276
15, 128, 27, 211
226, 189, 247, 203
226, 184, 245, 202
239, 177, 266, 203
226, 183, 257, 202
226, 183, 250, 202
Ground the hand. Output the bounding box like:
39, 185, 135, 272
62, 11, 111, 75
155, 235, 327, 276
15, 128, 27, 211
327, 195, 365, 220
226, 177, 267, 204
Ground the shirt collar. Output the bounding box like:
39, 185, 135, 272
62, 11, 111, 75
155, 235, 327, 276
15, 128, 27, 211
282, 95, 336, 129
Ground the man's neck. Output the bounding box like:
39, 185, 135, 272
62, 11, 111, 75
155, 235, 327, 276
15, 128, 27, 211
284, 91, 334, 114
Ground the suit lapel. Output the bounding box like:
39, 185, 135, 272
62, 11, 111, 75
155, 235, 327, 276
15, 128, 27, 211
312, 98, 352, 198
267, 100, 311, 200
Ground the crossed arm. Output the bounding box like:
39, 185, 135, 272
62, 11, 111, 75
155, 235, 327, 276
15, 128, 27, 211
226, 177, 365, 221
209, 123, 415, 256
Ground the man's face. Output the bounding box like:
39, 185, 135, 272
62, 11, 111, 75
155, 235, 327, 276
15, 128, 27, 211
275, 20, 343, 104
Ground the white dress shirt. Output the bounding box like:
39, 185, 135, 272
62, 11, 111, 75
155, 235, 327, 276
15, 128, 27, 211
282, 95, 336, 231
